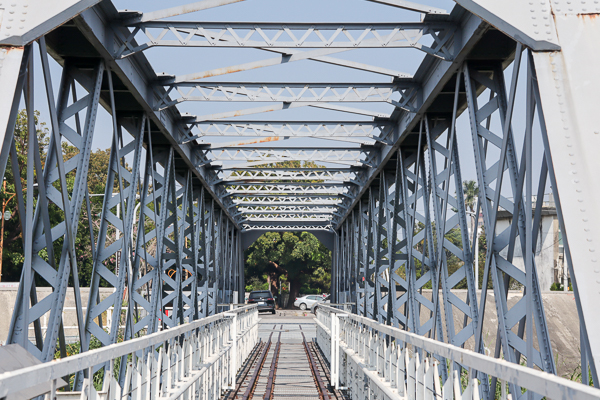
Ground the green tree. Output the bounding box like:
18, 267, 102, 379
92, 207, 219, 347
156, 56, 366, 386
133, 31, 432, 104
463, 180, 478, 213
1, 110, 49, 282
245, 231, 331, 308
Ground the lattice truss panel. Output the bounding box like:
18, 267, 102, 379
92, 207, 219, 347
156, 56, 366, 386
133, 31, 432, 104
462, 57, 556, 380
204, 147, 374, 165
8, 45, 105, 362
424, 116, 479, 351
156, 82, 419, 111
2, 39, 244, 382
183, 121, 394, 140
332, 50, 572, 397
215, 168, 361, 184
116, 21, 456, 57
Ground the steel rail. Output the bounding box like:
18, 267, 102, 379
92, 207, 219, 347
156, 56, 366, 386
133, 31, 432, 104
310, 340, 331, 382
223, 341, 266, 400
302, 332, 330, 400
309, 340, 346, 400
263, 332, 282, 400
242, 332, 273, 400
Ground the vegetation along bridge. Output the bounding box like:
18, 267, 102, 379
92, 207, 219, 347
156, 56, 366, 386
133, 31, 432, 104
0, 0, 599, 399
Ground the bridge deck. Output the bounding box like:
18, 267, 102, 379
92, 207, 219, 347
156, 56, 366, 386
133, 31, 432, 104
223, 313, 341, 400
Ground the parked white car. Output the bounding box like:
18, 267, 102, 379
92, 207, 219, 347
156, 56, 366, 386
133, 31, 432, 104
294, 294, 325, 310
311, 295, 330, 314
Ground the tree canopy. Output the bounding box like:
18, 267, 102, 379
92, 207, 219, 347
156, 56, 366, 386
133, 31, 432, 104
245, 231, 331, 307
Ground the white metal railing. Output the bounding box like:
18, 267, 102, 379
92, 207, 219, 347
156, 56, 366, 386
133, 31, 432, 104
316, 305, 600, 400
0, 305, 259, 400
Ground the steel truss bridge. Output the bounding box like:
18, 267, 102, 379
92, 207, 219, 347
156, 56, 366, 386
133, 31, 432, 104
0, 0, 599, 399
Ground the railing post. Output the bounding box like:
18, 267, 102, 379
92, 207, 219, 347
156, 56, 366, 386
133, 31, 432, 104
224, 312, 237, 389
331, 311, 338, 388
331, 312, 348, 390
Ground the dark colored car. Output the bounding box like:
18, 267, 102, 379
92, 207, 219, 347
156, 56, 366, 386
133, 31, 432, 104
247, 290, 276, 314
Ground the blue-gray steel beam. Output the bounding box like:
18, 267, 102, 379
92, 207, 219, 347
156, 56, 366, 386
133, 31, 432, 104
8, 53, 105, 361
0, 0, 103, 46
463, 59, 556, 397
75, 3, 238, 228
77, 113, 146, 388
531, 56, 599, 387
425, 114, 480, 348
334, 9, 487, 230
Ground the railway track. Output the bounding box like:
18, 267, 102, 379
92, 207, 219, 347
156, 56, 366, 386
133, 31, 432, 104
221, 323, 345, 400
306, 338, 347, 400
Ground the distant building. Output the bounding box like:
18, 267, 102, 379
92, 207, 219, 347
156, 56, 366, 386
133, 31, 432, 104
494, 194, 567, 291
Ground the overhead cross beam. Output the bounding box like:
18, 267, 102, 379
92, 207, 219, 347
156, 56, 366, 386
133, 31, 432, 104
221, 183, 356, 196
234, 205, 340, 214
240, 213, 334, 220
116, 21, 456, 59
156, 81, 418, 110
180, 121, 394, 142
203, 146, 377, 166
231, 195, 344, 206
241, 222, 333, 232
215, 168, 362, 184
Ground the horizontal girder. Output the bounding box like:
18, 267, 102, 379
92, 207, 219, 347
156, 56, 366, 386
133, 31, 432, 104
203, 147, 375, 166
224, 181, 350, 187
231, 195, 343, 206
116, 21, 456, 57
157, 81, 416, 108
239, 213, 334, 221
241, 223, 333, 232
234, 206, 339, 214
222, 183, 354, 197
163, 48, 412, 81
215, 168, 360, 183
181, 121, 394, 141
